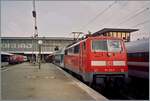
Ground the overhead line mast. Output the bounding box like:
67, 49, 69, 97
32, 0, 38, 38
32, 0, 38, 63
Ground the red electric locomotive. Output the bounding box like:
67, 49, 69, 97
64, 36, 128, 84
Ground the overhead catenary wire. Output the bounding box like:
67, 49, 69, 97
32, 0, 38, 38
76, 1, 117, 39
131, 19, 150, 27
118, 7, 149, 26
79, 1, 117, 31
116, 2, 150, 26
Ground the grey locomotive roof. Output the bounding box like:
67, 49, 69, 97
1, 51, 13, 55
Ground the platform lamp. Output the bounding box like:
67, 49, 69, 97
38, 40, 43, 69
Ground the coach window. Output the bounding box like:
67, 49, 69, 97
74, 45, 80, 54
68, 48, 73, 54
127, 53, 130, 58
145, 52, 149, 61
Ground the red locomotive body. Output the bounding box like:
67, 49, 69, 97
64, 36, 128, 83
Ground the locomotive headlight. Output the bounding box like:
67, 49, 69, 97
91, 61, 106, 66
113, 61, 125, 66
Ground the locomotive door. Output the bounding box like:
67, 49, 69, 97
79, 42, 86, 73
79, 43, 84, 73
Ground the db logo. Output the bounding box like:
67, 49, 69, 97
107, 61, 112, 66
109, 69, 115, 72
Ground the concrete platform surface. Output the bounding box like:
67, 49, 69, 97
1, 62, 107, 100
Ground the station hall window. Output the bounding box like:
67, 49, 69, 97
109, 32, 113, 37
122, 32, 126, 40
126, 33, 130, 41
108, 32, 112, 37
112, 32, 117, 37
117, 32, 122, 38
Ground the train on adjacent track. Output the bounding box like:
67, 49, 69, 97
53, 36, 128, 84
125, 38, 149, 79
1, 52, 27, 67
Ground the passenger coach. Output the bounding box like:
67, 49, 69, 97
126, 38, 149, 79
53, 48, 65, 67
64, 36, 128, 83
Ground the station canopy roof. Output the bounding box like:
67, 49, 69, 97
1, 51, 13, 55
92, 28, 139, 36
1, 37, 74, 41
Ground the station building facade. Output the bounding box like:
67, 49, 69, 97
92, 28, 138, 42
1, 37, 74, 61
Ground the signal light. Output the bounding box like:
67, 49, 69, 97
35, 26, 37, 30
32, 10, 36, 18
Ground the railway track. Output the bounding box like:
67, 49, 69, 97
92, 77, 148, 100
91, 82, 134, 100
60, 66, 149, 100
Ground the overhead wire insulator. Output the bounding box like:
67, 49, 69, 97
34, 34, 38, 38
32, 10, 36, 18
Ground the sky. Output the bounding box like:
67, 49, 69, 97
1, 1, 150, 41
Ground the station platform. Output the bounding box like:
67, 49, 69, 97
1, 62, 107, 100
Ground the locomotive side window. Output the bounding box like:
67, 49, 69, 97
68, 48, 74, 54
92, 40, 108, 52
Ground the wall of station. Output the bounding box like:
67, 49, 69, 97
1, 37, 74, 54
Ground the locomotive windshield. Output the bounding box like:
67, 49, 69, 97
107, 40, 122, 52
92, 40, 122, 52
92, 40, 108, 51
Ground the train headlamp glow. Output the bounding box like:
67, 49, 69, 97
91, 61, 106, 66
113, 61, 125, 66
107, 53, 112, 57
